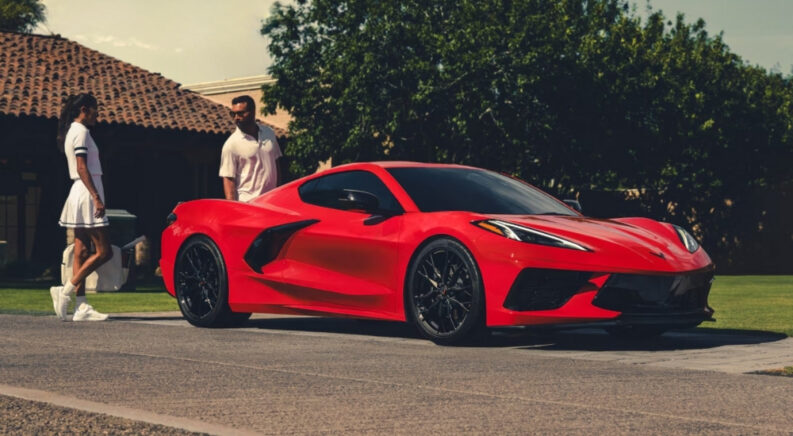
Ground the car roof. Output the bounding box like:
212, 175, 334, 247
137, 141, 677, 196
330, 161, 478, 171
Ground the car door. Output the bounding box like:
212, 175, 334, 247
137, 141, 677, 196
276, 170, 405, 318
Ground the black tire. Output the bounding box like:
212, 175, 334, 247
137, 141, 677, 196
406, 238, 485, 345
605, 325, 669, 339
174, 235, 246, 327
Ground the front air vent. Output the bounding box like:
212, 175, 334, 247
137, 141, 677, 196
503, 268, 592, 311
592, 269, 714, 314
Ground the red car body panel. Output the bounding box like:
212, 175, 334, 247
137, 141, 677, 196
161, 162, 714, 328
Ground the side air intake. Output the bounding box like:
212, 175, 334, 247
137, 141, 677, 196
244, 219, 319, 273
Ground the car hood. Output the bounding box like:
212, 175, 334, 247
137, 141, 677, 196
485, 214, 709, 272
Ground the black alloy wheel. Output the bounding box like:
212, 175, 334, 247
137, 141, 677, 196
174, 235, 249, 327
406, 238, 485, 345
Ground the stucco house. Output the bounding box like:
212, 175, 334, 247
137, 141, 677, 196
0, 31, 284, 272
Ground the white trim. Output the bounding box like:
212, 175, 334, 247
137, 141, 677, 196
58, 220, 109, 228
181, 75, 276, 95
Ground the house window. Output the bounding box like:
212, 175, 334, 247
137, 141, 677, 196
25, 186, 41, 259
0, 194, 18, 263
0, 186, 41, 263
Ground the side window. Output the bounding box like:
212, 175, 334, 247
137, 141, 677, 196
298, 170, 403, 212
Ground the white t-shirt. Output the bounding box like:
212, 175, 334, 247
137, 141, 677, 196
64, 122, 103, 180
219, 123, 282, 202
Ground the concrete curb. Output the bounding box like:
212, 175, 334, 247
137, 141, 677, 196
0, 384, 259, 436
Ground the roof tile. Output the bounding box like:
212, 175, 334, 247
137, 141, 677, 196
0, 31, 286, 137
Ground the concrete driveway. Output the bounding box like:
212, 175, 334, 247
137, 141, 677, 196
2, 313, 792, 434
124, 312, 793, 374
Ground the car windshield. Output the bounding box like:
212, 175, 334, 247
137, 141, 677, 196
387, 167, 577, 215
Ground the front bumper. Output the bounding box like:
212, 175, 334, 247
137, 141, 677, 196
592, 268, 714, 315
488, 266, 715, 328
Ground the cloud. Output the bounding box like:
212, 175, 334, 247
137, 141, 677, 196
86, 34, 160, 51
94, 35, 115, 44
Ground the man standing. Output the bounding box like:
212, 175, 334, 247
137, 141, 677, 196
219, 95, 283, 202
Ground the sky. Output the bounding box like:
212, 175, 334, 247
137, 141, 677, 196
637, 0, 793, 74
35, 0, 280, 85
34, 0, 793, 86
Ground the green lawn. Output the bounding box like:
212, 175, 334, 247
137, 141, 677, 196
698, 275, 793, 336
0, 282, 178, 315
1, 276, 791, 337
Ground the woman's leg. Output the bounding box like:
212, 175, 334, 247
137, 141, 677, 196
69, 227, 113, 287
72, 229, 90, 297
52, 230, 95, 320
58, 227, 112, 321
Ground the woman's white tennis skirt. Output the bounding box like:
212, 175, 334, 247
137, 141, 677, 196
58, 176, 110, 228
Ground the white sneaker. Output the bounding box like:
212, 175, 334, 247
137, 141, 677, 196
72, 304, 108, 322
49, 286, 61, 313
50, 286, 70, 321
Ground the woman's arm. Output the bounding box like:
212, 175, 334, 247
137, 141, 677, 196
75, 155, 105, 218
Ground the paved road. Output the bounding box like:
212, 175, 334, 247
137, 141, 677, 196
128, 313, 793, 374
2, 313, 792, 434
0, 393, 205, 435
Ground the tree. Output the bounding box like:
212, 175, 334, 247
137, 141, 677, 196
0, 0, 45, 33
261, 0, 793, 271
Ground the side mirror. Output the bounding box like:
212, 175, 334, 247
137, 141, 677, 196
339, 189, 380, 212
563, 199, 583, 214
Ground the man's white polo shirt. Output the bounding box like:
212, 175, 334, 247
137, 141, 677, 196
219, 123, 282, 202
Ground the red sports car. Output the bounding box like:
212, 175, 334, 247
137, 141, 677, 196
160, 162, 714, 344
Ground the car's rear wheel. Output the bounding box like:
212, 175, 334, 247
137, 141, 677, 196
174, 235, 249, 327
406, 238, 485, 345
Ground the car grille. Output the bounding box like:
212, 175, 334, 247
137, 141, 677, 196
592, 269, 714, 314
503, 268, 592, 311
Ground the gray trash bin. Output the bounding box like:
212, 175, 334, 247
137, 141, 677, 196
105, 209, 137, 247
0, 240, 7, 267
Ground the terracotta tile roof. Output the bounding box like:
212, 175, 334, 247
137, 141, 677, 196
0, 31, 286, 137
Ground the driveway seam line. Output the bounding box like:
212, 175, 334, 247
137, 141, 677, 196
0, 383, 259, 436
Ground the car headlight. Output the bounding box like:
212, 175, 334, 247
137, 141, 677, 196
673, 225, 700, 253
473, 219, 590, 251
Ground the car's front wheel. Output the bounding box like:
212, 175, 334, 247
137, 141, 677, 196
406, 238, 485, 345
174, 235, 249, 327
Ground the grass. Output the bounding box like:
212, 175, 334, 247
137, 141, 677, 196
0, 276, 792, 337
0, 282, 177, 315
755, 366, 793, 377
698, 275, 793, 337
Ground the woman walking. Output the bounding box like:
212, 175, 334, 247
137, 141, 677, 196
50, 93, 113, 321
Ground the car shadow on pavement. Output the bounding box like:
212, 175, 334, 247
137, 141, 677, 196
236, 317, 787, 351
110, 315, 185, 321
498, 327, 788, 352
242, 317, 425, 340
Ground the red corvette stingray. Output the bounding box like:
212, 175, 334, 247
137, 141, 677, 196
160, 162, 714, 344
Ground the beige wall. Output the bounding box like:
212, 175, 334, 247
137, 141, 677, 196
200, 90, 292, 131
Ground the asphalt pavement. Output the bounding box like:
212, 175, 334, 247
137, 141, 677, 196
1, 313, 792, 434
0, 394, 206, 435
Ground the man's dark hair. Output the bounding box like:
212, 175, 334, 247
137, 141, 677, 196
231, 95, 256, 112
